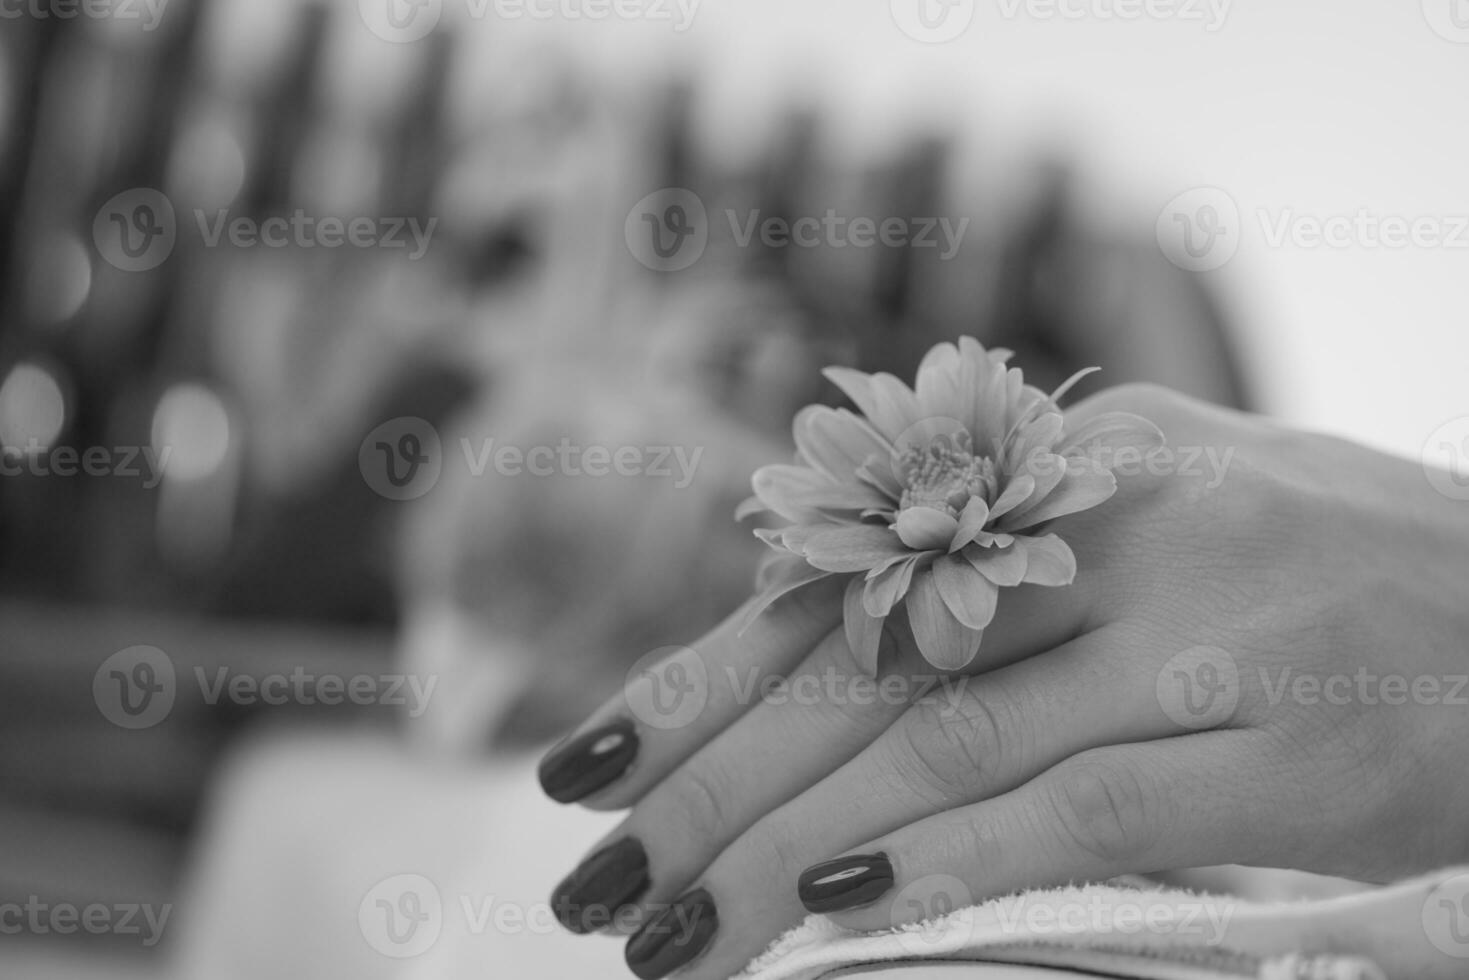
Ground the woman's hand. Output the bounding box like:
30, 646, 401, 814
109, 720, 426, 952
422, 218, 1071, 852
537, 383, 1469, 980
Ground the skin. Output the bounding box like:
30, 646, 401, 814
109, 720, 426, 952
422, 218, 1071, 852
549, 383, 1469, 979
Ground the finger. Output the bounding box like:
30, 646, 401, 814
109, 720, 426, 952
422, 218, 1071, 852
548, 623, 922, 934
537, 575, 845, 809
541, 531, 1103, 812
821, 729, 1288, 934
617, 623, 1185, 980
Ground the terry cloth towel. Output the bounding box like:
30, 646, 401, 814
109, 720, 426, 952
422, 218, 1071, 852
735, 867, 1469, 980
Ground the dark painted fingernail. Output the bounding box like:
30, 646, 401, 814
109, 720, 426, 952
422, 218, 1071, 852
550, 838, 650, 935
798, 852, 894, 914
624, 888, 718, 980
538, 719, 639, 803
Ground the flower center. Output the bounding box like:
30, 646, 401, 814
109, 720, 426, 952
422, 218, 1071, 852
897, 441, 996, 518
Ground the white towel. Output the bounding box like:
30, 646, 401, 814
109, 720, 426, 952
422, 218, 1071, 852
736, 867, 1469, 980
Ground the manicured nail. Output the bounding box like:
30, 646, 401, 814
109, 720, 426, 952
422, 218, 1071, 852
538, 719, 639, 803
624, 888, 718, 980
798, 852, 894, 914
550, 838, 650, 935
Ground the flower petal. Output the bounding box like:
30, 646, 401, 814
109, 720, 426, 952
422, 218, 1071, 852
753, 527, 789, 551
918, 341, 960, 375
949, 496, 991, 553
737, 558, 833, 633
844, 575, 886, 675
750, 464, 839, 523
794, 405, 895, 480
787, 482, 892, 514
856, 453, 905, 499
987, 474, 1035, 522
971, 353, 1011, 456
915, 360, 962, 417
894, 507, 959, 551
1049, 366, 1102, 406
823, 367, 924, 442
1001, 458, 1118, 530
1060, 411, 1166, 463
1018, 533, 1077, 586
962, 542, 1028, 586
735, 495, 766, 521
1003, 412, 1065, 472
802, 524, 911, 572
932, 555, 1000, 630
863, 555, 919, 618
906, 572, 984, 670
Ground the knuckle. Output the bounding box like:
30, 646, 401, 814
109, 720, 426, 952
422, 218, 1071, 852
1048, 757, 1160, 864
894, 689, 1010, 803
746, 813, 810, 881
661, 761, 735, 846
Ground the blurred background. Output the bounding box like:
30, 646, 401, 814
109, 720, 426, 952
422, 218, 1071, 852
0, 0, 1463, 976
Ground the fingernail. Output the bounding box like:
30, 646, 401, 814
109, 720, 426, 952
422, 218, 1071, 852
798, 852, 894, 914
538, 719, 639, 803
550, 838, 650, 935
624, 888, 718, 980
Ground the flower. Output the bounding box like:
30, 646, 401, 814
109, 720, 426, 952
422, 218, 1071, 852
737, 337, 1163, 672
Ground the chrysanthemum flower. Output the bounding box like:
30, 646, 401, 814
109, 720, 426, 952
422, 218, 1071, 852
737, 337, 1163, 672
